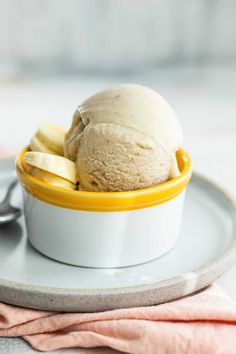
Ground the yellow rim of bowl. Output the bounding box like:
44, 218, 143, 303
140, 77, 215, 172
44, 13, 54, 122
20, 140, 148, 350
16, 146, 192, 212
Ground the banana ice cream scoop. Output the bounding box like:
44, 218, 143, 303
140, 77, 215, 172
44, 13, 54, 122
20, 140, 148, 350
64, 84, 183, 192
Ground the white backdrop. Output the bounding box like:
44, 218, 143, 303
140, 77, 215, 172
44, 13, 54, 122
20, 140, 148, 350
0, 0, 236, 75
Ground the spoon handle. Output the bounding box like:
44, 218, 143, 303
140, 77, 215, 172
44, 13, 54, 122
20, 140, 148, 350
2, 179, 18, 203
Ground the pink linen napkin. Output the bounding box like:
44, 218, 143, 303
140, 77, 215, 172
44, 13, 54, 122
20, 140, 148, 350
1, 151, 236, 353
0, 285, 236, 354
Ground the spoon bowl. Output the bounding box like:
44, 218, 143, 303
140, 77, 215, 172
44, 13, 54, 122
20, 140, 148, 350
0, 179, 22, 226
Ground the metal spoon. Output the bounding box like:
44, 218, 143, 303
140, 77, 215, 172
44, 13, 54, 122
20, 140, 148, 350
0, 179, 22, 225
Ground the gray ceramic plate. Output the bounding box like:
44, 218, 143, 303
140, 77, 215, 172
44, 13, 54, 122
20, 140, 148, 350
0, 158, 236, 312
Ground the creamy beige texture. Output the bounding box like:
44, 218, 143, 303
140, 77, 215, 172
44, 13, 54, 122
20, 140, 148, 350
64, 84, 182, 192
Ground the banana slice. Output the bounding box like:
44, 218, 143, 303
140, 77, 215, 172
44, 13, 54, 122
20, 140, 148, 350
22, 161, 77, 190
30, 134, 56, 155
36, 123, 66, 156
24, 152, 77, 184
170, 155, 180, 178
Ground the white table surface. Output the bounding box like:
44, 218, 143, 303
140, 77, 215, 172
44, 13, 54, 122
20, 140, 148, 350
0, 65, 236, 353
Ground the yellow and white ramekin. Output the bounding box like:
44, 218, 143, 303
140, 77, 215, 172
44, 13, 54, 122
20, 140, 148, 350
16, 147, 192, 268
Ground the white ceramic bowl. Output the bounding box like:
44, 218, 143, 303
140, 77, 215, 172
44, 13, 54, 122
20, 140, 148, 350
16, 148, 192, 268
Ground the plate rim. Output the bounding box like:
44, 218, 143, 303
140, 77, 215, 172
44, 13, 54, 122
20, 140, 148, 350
0, 157, 236, 297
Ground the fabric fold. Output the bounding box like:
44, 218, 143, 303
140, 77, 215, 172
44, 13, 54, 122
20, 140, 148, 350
0, 285, 236, 353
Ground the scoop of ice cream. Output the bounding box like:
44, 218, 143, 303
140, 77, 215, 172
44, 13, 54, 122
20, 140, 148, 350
64, 84, 183, 192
